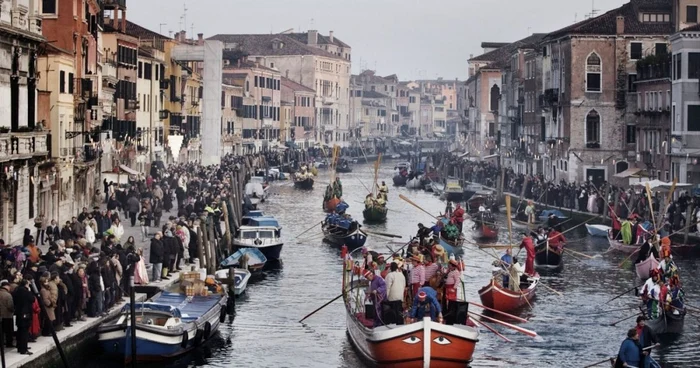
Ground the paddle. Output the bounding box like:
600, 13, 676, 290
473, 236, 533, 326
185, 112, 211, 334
564, 248, 595, 260
538, 281, 563, 297
604, 285, 644, 304
467, 300, 529, 323
293, 221, 323, 240
582, 357, 616, 368
578, 306, 635, 316
299, 284, 358, 323
608, 312, 641, 326
399, 194, 440, 219
468, 311, 538, 337
469, 317, 513, 343
364, 230, 402, 239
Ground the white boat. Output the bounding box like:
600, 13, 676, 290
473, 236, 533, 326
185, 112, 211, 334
215, 268, 251, 296
406, 176, 423, 189
586, 224, 611, 237
245, 180, 266, 205
233, 216, 284, 261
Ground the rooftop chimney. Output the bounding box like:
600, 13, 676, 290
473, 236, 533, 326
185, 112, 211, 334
329, 31, 334, 43
198, 33, 204, 45
308, 30, 318, 45
616, 16, 625, 35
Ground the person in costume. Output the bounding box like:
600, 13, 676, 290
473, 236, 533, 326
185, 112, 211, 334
519, 232, 536, 276
363, 270, 386, 327
408, 287, 443, 323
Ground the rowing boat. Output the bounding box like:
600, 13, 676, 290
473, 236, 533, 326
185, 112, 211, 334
634, 257, 659, 280
478, 277, 538, 313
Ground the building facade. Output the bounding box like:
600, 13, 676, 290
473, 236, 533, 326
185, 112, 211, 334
281, 77, 316, 148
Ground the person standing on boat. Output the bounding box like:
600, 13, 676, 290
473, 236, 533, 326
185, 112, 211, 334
547, 228, 566, 252
332, 177, 343, 198
635, 238, 659, 265
408, 287, 443, 323
641, 270, 663, 319
615, 328, 642, 368
452, 204, 465, 233
524, 201, 536, 224
443, 260, 461, 325
499, 249, 514, 287
635, 316, 658, 368
423, 256, 440, 287
409, 255, 425, 298
657, 248, 678, 283
416, 224, 432, 247
519, 233, 536, 277
384, 262, 406, 325
379, 181, 388, 199
363, 270, 386, 327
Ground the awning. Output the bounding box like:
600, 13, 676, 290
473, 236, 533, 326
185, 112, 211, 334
631, 179, 693, 190
613, 167, 650, 178
119, 164, 139, 176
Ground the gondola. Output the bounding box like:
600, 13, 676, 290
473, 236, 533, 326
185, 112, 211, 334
343, 254, 479, 368
392, 174, 408, 186
362, 205, 387, 223
322, 215, 367, 249
473, 222, 499, 241
534, 244, 563, 270
336, 159, 353, 173
438, 234, 464, 255
645, 309, 685, 335
293, 177, 314, 190
478, 277, 538, 313
634, 257, 660, 279
511, 217, 540, 227
585, 224, 611, 237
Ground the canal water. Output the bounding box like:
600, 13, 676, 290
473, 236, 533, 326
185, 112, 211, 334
79, 162, 700, 368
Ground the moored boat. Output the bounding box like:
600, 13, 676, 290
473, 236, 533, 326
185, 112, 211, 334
214, 268, 251, 296
511, 217, 540, 227
608, 235, 697, 256
478, 277, 538, 313
233, 216, 283, 261
534, 244, 563, 270
634, 257, 660, 280
406, 176, 423, 189
444, 178, 464, 202
362, 205, 387, 223
293, 177, 314, 190
537, 209, 568, 223
220, 248, 267, 273
392, 174, 408, 186
97, 283, 228, 363
586, 224, 611, 237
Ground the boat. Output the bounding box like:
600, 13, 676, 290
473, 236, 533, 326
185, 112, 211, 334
97, 281, 228, 363
634, 257, 660, 279
323, 196, 341, 212
534, 244, 563, 270
463, 183, 486, 200
406, 176, 422, 189
537, 209, 568, 223
431, 181, 445, 197
645, 309, 685, 335
444, 178, 464, 202
220, 248, 267, 273
478, 277, 538, 313
511, 217, 540, 227
314, 160, 329, 169
336, 158, 353, 173
293, 176, 314, 190
233, 216, 283, 261
392, 174, 408, 186
322, 214, 367, 249
343, 255, 479, 368
215, 268, 251, 296
394, 162, 411, 171
586, 224, 611, 237
473, 222, 499, 241
362, 205, 388, 223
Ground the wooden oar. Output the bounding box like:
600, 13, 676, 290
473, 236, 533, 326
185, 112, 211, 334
293, 221, 323, 240
564, 248, 595, 259
299, 284, 358, 323
477, 244, 513, 250
538, 281, 563, 296
604, 285, 643, 304
467, 301, 529, 323
608, 312, 641, 326
578, 306, 636, 316
468, 311, 538, 337
399, 194, 439, 219
469, 317, 513, 343
583, 357, 615, 368
364, 230, 402, 239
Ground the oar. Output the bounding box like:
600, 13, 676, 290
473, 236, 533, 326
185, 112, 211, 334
477, 244, 513, 250
578, 307, 636, 316
467, 301, 529, 323
564, 248, 595, 260
618, 247, 641, 268
399, 194, 439, 219
293, 221, 323, 240
604, 284, 643, 304
468, 311, 538, 337
364, 230, 402, 239
299, 284, 358, 323
583, 357, 616, 368
608, 312, 641, 326
469, 317, 513, 343
538, 281, 563, 297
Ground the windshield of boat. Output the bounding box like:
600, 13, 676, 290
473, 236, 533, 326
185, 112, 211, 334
241, 231, 258, 239
258, 230, 275, 239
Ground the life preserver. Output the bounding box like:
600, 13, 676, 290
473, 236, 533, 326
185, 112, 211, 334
193, 329, 203, 346
203, 322, 212, 340
219, 306, 227, 323
181, 331, 189, 348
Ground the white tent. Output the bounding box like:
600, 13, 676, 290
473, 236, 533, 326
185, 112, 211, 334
631, 179, 693, 191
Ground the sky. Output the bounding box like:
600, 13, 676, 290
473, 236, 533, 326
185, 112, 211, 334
126, 0, 628, 81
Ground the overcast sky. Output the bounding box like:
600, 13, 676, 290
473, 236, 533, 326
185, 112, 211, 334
127, 0, 627, 81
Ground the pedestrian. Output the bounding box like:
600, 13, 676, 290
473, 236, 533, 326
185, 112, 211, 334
149, 232, 164, 282
0, 280, 15, 348
12, 279, 34, 355
39, 273, 56, 336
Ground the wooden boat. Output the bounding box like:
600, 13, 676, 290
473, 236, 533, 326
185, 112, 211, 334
392, 174, 408, 186
534, 244, 563, 270
214, 268, 251, 296
362, 205, 388, 223
98, 285, 228, 363
293, 177, 314, 190
473, 222, 499, 241
478, 277, 538, 313
323, 196, 341, 212
511, 217, 540, 227
322, 216, 367, 249
220, 248, 267, 273
343, 269, 478, 367
607, 235, 698, 257
438, 234, 464, 255
537, 209, 568, 223
645, 309, 685, 335
634, 257, 660, 279
430, 182, 445, 197
586, 224, 611, 237
336, 159, 353, 173
406, 177, 423, 189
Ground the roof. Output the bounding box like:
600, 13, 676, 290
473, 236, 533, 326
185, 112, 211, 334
682, 23, 700, 32
125, 21, 170, 40
481, 42, 509, 49
283, 32, 350, 48
353, 70, 396, 85
545, 0, 673, 40
207, 34, 345, 60
281, 77, 315, 93
361, 90, 389, 99
469, 33, 546, 64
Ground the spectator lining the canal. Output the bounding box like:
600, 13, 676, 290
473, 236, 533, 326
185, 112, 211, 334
13, 278, 34, 356
0, 280, 14, 348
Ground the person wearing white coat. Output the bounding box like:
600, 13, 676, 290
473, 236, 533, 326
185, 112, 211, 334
84, 221, 96, 244
109, 219, 125, 242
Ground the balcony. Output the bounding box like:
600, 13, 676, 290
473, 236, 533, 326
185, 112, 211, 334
103, 0, 126, 8
262, 118, 273, 127
322, 96, 336, 105
0, 130, 50, 161
127, 100, 140, 111
636, 55, 671, 81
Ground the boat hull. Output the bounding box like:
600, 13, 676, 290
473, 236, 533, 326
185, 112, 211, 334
534, 245, 563, 270
235, 242, 283, 261
645, 311, 685, 335
586, 224, 611, 237
406, 178, 422, 189
635, 257, 659, 280
336, 167, 353, 173
362, 206, 388, 223
293, 178, 314, 190
323, 227, 367, 249
478, 278, 537, 313
473, 224, 498, 241
438, 235, 464, 255
445, 191, 464, 202
393, 175, 408, 186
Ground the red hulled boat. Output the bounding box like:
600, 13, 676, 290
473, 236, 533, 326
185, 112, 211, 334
473, 223, 499, 241
478, 277, 538, 313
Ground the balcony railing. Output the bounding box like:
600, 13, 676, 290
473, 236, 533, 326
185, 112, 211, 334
127, 100, 140, 110
636, 55, 671, 81
103, 0, 126, 8
0, 130, 50, 160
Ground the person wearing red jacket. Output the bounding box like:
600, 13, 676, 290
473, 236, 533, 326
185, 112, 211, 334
519, 233, 536, 276
451, 204, 465, 233
547, 228, 567, 252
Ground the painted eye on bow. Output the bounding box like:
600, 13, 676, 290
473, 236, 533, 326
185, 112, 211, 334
433, 336, 451, 345
402, 336, 421, 344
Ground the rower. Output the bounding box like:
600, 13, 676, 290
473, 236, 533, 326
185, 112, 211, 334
443, 260, 461, 325
408, 287, 443, 323
641, 269, 662, 319
384, 262, 406, 325
499, 248, 514, 287
409, 255, 425, 297
635, 237, 659, 265
547, 227, 566, 252
416, 223, 432, 246
547, 213, 562, 232
518, 232, 536, 277
524, 201, 536, 224
364, 194, 373, 207
379, 181, 388, 197
362, 270, 387, 327
376, 195, 386, 207
657, 247, 678, 282
452, 204, 465, 233
423, 255, 439, 286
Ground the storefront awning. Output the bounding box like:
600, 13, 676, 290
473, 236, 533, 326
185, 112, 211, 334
613, 167, 650, 179
119, 164, 139, 176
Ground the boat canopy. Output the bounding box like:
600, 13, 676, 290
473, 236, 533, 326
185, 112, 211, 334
540, 209, 566, 219
120, 302, 181, 318
245, 217, 281, 228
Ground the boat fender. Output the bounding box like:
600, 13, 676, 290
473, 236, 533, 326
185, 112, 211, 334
181, 331, 189, 348
203, 322, 212, 340
219, 306, 227, 323
193, 329, 204, 346
340, 244, 347, 259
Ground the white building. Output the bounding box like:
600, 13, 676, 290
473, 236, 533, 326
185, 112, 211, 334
136, 46, 166, 171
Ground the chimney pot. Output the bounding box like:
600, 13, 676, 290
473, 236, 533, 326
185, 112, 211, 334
616, 16, 625, 35
308, 30, 318, 45
329, 31, 334, 43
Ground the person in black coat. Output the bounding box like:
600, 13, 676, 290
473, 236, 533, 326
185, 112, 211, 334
187, 226, 199, 264
86, 261, 103, 317
45, 220, 60, 244
22, 229, 33, 247
149, 233, 164, 282
12, 279, 34, 355
162, 230, 177, 278
58, 263, 75, 327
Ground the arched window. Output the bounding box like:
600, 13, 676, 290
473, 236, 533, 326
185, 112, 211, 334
586, 110, 601, 146
490, 84, 500, 112
586, 53, 602, 92
616, 161, 629, 174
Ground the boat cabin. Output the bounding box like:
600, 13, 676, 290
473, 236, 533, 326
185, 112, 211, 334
445, 178, 463, 192
236, 225, 281, 243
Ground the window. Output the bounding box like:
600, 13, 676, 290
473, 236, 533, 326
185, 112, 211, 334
688, 105, 700, 131
138, 62, 143, 78
68, 73, 74, 94
586, 53, 602, 92
628, 74, 637, 92
42, 0, 56, 14
489, 84, 500, 112
254, 76, 258, 87
626, 125, 636, 144
270, 63, 274, 69
630, 43, 642, 60
59, 71, 65, 93
655, 43, 667, 56
674, 54, 681, 80
144, 63, 152, 80
666, 90, 670, 109
586, 110, 601, 144
689, 53, 700, 78
688, 5, 698, 23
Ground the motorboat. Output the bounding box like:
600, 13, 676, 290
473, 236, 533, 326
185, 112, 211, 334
233, 216, 283, 261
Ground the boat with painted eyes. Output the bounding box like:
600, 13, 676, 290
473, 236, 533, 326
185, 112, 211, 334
342, 252, 479, 367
